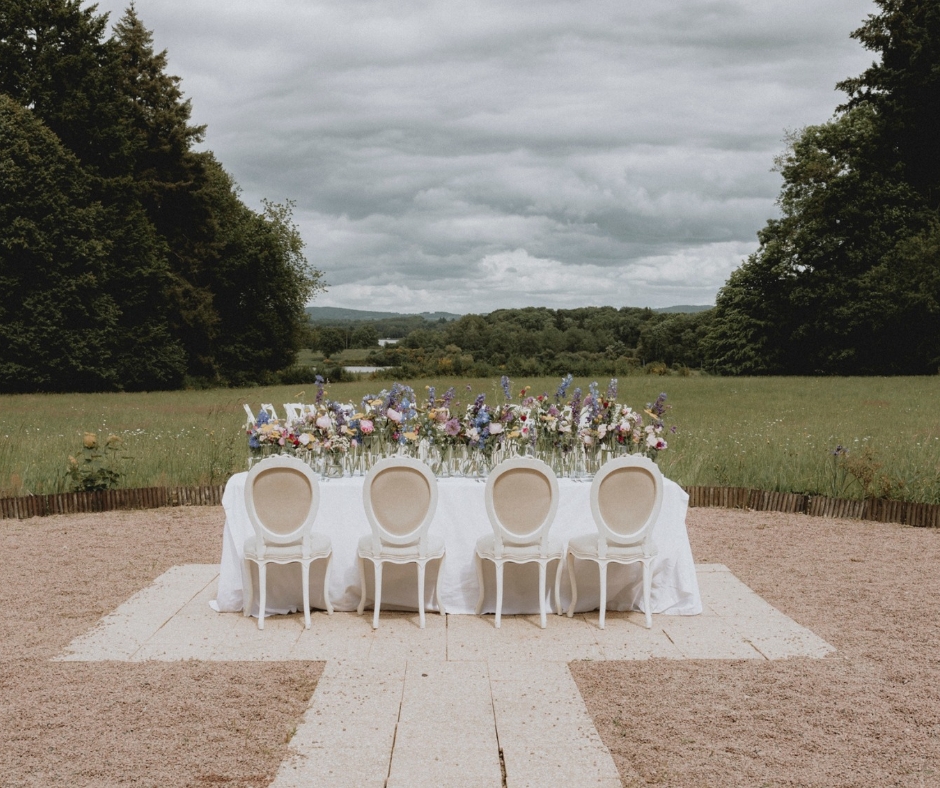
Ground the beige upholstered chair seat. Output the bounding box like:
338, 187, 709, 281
566, 533, 653, 561
245, 533, 332, 561
474, 457, 563, 629
357, 533, 445, 560
566, 455, 664, 629
475, 533, 563, 561
357, 457, 445, 629
242, 454, 333, 630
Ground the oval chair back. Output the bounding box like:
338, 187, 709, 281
362, 457, 439, 557
589, 455, 663, 558
245, 454, 320, 558
485, 457, 559, 558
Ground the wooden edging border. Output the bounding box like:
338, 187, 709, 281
0, 485, 225, 521
0, 483, 937, 527
684, 486, 940, 528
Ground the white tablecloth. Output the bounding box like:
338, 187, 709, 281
212, 473, 702, 617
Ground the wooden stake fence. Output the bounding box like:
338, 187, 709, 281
684, 486, 940, 528
0, 483, 937, 527
0, 485, 224, 520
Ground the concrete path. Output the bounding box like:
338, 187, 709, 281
58, 564, 834, 786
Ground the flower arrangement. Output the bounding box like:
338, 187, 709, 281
246, 376, 672, 478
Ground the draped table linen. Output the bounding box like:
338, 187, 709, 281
211, 472, 702, 617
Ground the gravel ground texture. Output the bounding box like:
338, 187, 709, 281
2, 504, 938, 787
0, 507, 323, 788
571, 508, 940, 788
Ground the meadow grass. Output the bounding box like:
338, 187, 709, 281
1, 376, 938, 503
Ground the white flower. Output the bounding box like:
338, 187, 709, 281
298, 433, 311, 446
489, 423, 503, 435
316, 415, 332, 431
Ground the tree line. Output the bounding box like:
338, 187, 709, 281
0, 1, 323, 392
309, 306, 713, 377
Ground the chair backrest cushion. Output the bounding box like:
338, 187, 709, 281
492, 467, 553, 537
252, 467, 313, 536
370, 466, 432, 536
597, 465, 657, 536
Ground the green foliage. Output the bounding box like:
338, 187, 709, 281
66, 433, 124, 492
359, 306, 710, 377
0, 1, 324, 392
706, 1, 940, 375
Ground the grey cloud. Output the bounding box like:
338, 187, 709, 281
91, 0, 876, 310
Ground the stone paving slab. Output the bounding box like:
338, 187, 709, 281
271, 660, 406, 788
490, 661, 628, 787
57, 563, 836, 788
56, 564, 219, 661
388, 661, 501, 787
58, 563, 835, 663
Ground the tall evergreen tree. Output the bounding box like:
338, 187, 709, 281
1, 1, 324, 390
0, 95, 185, 392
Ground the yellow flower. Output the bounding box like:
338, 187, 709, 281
403, 431, 418, 441
83, 432, 97, 449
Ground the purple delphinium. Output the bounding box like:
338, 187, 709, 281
556, 374, 573, 403
606, 378, 618, 400
442, 387, 456, 409
588, 381, 600, 419
570, 387, 583, 425
315, 375, 325, 405
500, 375, 512, 401
427, 386, 436, 408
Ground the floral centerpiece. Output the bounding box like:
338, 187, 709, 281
246, 375, 672, 478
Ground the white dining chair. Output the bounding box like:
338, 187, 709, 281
261, 403, 278, 420
283, 403, 304, 422
357, 457, 445, 629
566, 455, 664, 629
242, 454, 333, 630
243, 403, 257, 426
474, 456, 563, 629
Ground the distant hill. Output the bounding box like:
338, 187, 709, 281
305, 306, 462, 323
653, 305, 714, 314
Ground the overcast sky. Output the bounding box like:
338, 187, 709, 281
91, 0, 877, 313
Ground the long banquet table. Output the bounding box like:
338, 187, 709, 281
211, 472, 702, 618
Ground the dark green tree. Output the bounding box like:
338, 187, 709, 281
1, 2, 325, 390
838, 0, 940, 205
705, 0, 940, 375
0, 95, 185, 391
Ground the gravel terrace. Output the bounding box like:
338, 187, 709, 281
1, 504, 938, 787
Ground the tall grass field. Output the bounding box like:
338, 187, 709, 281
1, 376, 938, 503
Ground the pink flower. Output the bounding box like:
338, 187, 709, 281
387, 408, 402, 423
360, 419, 374, 434
316, 415, 331, 430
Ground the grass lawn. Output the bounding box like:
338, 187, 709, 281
1, 375, 938, 502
